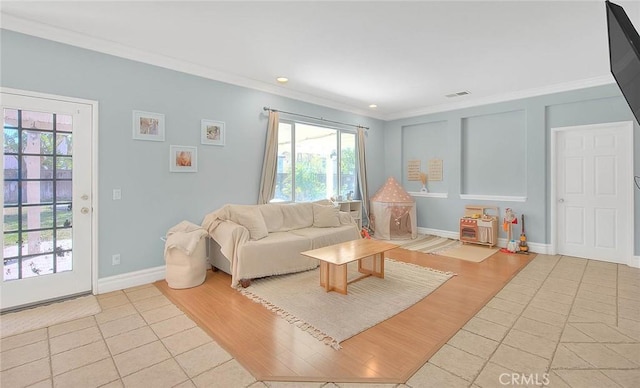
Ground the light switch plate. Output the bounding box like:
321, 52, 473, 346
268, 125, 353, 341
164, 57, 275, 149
113, 189, 121, 200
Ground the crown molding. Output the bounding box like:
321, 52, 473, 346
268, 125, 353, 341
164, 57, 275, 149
0, 13, 387, 121
1, 13, 617, 123
384, 75, 616, 121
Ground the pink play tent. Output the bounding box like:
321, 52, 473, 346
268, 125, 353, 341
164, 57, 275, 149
370, 177, 417, 240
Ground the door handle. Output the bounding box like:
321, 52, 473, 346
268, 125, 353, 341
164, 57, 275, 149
81, 207, 90, 214
558, 198, 565, 203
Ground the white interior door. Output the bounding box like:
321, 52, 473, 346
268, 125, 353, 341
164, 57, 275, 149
1, 91, 93, 311
555, 121, 633, 264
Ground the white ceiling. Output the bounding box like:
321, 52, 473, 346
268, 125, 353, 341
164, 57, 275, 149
2, 1, 640, 120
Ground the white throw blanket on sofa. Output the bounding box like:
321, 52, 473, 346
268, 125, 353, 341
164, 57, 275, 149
202, 202, 361, 287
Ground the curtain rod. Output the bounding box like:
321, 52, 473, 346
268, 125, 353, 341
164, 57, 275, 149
263, 107, 369, 130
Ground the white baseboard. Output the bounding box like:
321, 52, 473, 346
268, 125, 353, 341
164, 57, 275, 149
97, 265, 166, 294
525, 242, 551, 254
417, 227, 459, 240
629, 256, 640, 269
416, 227, 551, 254
478, 238, 551, 254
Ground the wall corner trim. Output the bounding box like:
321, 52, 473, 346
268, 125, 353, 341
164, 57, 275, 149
97, 266, 166, 294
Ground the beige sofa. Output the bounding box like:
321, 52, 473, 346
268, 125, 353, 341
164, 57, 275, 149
202, 201, 361, 287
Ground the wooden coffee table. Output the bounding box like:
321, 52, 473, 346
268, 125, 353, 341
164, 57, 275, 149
301, 239, 398, 295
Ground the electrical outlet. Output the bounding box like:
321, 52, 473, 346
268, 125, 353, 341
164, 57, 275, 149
112, 254, 121, 265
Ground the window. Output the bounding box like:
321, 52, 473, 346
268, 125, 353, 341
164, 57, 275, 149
273, 121, 357, 202
3, 109, 74, 280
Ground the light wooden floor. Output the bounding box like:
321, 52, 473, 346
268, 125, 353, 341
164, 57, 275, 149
155, 248, 534, 384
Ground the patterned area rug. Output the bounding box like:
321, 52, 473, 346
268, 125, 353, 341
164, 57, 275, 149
238, 259, 454, 349
0, 295, 101, 338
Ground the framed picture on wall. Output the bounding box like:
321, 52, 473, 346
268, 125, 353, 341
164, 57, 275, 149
201, 119, 225, 146
169, 145, 197, 173
132, 110, 165, 141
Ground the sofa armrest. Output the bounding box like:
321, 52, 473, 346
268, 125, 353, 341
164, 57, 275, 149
209, 220, 250, 260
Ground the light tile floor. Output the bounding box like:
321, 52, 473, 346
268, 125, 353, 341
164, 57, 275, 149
1, 254, 638, 388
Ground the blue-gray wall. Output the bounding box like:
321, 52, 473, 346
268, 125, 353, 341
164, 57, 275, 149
2, 29, 638, 281
0, 30, 386, 278
387, 85, 639, 255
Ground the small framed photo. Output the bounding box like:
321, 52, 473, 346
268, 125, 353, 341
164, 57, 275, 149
169, 145, 197, 173
201, 119, 225, 146
132, 110, 165, 141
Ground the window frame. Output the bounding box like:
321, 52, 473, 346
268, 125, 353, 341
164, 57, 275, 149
274, 119, 357, 203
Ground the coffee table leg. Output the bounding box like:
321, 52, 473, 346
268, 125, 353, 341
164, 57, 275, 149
358, 252, 384, 278
319, 262, 348, 294
332, 264, 348, 294
320, 261, 329, 291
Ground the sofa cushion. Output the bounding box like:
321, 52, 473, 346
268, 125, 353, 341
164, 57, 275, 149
227, 205, 268, 240
290, 225, 361, 249
238, 232, 316, 279
258, 204, 284, 232
280, 202, 313, 230
312, 203, 340, 227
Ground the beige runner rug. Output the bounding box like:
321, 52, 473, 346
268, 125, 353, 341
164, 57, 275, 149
239, 259, 454, 349
0, 295, 101, 338
381, 234, 498, 263
379, 234, 461, 253
438, 244, 499, 263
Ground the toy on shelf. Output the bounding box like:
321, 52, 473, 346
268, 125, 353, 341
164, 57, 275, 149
500, 208, 518, 253
419, 172, 428, 192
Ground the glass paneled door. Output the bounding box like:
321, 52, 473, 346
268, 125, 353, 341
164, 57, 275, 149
1, 91, 93, 311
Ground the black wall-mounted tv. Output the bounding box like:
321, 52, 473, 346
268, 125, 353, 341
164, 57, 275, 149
606, 1, 640, 124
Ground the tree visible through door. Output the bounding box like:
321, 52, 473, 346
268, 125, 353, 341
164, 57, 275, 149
1, 91, 92, 311
4, 109, 73, 280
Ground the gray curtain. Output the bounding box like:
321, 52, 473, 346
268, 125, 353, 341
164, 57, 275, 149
356, 127, 369, 227
258, 111, 279, 204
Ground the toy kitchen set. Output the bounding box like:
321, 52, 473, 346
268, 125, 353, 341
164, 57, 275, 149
459, 205, 498, 247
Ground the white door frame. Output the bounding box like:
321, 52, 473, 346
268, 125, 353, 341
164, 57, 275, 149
1, 87, 99, 295
550, 121, 635, 266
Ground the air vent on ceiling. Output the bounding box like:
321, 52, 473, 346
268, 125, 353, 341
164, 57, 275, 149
445, 91, 471, 98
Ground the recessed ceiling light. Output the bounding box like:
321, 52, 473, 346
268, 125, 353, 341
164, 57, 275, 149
276, 77, 289, 83
369, 104, 378, 109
